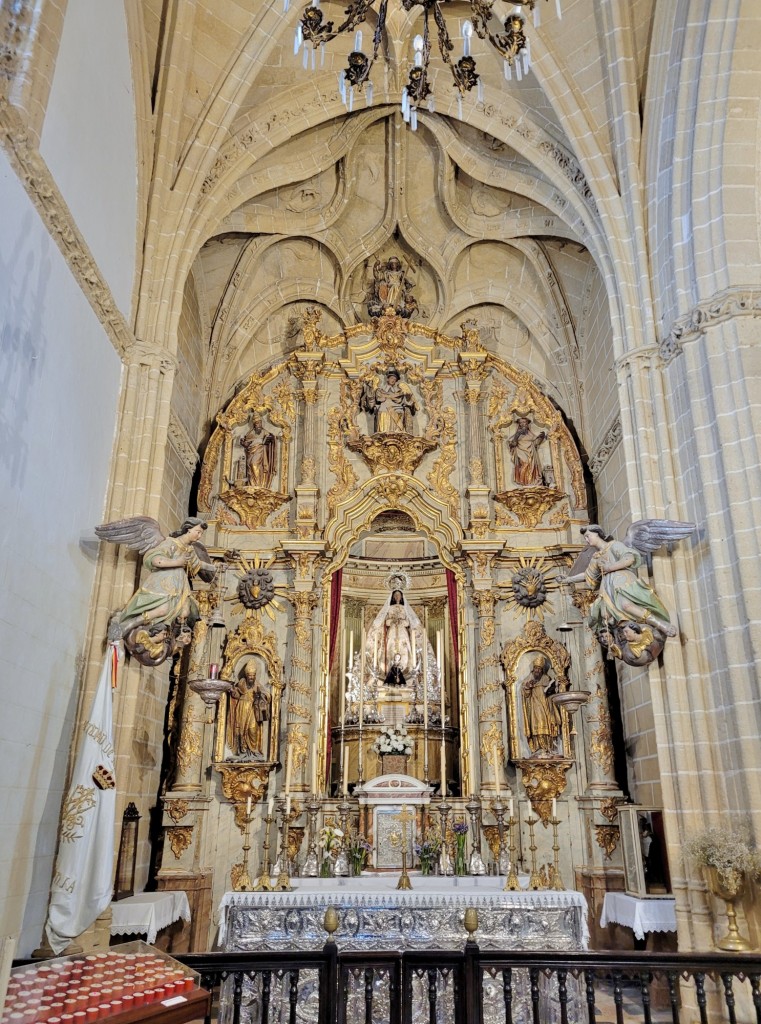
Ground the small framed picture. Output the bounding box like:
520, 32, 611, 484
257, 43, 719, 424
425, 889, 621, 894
618, 806, 671, 898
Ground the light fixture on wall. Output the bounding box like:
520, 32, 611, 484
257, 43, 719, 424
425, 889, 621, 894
286, 0, 561, 127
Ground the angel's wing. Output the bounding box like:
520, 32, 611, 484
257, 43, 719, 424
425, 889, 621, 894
94, 516, 165, 554
623, 519, 695, 555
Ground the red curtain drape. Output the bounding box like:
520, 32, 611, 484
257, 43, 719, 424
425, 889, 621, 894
446, 569, 459, 673
325, 569, 343, 789
328, 568, 343, 669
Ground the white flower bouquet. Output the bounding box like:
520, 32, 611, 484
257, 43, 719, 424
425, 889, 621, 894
372, 725, 413, 757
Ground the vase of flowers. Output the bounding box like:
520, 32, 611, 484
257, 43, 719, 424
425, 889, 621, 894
347, 827, 372, 876
319, 823, 343, 878
373, 725, 414, 775
684, 825, 761, 952
453, 822, 469, 876
414, 834, 441, 876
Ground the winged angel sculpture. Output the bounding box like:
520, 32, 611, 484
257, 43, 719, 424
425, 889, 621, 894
95, 516, 218, 666
560, 520, 695, 666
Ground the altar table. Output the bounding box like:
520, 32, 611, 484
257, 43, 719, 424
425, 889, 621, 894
218, 878, 588, 1024
218, 875, 589, 951
600, 892, 676, 941
111, 891, 191, 945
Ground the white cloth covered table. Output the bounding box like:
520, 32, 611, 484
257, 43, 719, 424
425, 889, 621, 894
110, 891, 191, 944
600, 892, 676, 941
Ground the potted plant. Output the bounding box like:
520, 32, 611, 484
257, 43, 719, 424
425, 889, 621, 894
373, 725, 414, 775
684, 825, 761, 951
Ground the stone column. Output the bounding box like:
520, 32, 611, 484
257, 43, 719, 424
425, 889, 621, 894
292, 352, 325, 540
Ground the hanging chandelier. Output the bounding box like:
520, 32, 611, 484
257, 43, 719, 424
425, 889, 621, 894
285, 1, 561, 127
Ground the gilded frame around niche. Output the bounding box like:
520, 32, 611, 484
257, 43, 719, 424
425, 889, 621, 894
500, 620, 571, 761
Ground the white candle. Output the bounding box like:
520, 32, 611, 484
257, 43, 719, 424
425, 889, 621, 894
268, 796, 275, 817
373, 632, 378, 670
284, 748, 292, 796
348, 631, 354, 678
285, 794, 292, 816
246, 796, 252, 818
552, 798, 557, 819
508, 796, 514, 817
411, 629, 416, 667
311, 741, 319, 794
343, 746, 349, 795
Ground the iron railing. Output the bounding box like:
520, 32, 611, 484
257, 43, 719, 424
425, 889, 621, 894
178, 945, 761, 1024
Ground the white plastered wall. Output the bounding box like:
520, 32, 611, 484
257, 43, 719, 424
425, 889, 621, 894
0, 147, 122, 955
39, 0, 137, 321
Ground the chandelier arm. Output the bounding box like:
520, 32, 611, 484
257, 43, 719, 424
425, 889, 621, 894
334, 0, 378, 36
430, 1, 455, 68
371, 0, 388, 61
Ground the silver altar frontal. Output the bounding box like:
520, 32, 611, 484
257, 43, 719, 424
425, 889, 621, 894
218, 876, 589, 951
217, 878, 589, 1024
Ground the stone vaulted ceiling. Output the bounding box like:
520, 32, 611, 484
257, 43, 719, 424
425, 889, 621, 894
133, 1, 658, 440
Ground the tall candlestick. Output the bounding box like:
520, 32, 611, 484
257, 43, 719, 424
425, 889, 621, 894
339, 605, 347, 798
358, 607, 365, 785
423, 606, 429, 784
311, 741, 318, 794
439, 628, 446, 795
343, 746, 349, 795
284, 743, 292, 796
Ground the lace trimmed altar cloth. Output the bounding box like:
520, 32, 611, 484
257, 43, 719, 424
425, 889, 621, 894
217, 875, 589, 951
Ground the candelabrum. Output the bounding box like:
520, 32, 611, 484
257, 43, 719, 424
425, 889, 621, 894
491, 796, 506, 874
333, 797, 352, 876
231, 804, 254, 891
301, 796, 321, 877
550, 815, 565, 890
274, 798, 293, 892
526, 812, 544, 890
465, 795, 486, 875
438, 799, 453, 875
504, 813, 521, 891
394, 805, 415, 890
253, 810, 275, 892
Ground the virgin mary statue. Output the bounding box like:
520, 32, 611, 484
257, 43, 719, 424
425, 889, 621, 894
364, 575, 440, 707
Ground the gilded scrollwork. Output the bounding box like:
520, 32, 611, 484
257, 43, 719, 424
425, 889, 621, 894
426, 405, 458, 517
166, 826, 193, 860
515, 759, 574, 826
327, 404, 358, 516
287, 725, 309, 770
599, 798, 621, 823
587, 690, 615, 777
593, 824, 620, 860
480, 722, 505, 763
176, 725, 203, 778
166, 799, 190, 824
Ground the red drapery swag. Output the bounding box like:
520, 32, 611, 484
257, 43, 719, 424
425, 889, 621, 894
325, 569, 343, 788
446, 569, 459, 674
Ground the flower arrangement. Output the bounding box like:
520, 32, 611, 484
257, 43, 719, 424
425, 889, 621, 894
684, 825, 761, 888
346, 826, 372, 875
319, 824, 343, 854
414, 834, 441, 875
372, 724, 413, 757
452, 821, 469, 876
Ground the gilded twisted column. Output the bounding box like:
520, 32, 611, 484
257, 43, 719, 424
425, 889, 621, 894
284, 556, 321, 796
471, 583, 506, 797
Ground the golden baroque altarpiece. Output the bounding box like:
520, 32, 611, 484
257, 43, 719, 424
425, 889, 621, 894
154, 308, 623, 941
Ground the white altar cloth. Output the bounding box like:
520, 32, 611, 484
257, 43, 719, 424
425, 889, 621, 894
110, 891, 191, 945
600, 892, 676, 941
217, 875, 589, 950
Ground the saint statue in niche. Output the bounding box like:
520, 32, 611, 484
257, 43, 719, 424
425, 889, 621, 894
240, 412, 276, 489
520, 655, 561, 756
360, 368, 417, 435
367, 255, 418, 319
227, 660, 270, 759
508, 416, 547, 486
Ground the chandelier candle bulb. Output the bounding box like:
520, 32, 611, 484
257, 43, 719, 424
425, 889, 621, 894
355, 30, 362, 50
463, 20, 472, 57
366, 82, 373, 105
556, 0, 562, 18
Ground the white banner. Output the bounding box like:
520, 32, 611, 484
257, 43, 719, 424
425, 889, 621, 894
46, 647, 118, 954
